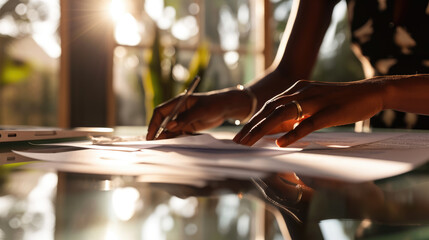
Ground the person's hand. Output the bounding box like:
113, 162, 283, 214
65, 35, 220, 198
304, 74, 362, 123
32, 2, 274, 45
146, 93, 224, 140
146, 88, 252, 140
233, 78, 386, 147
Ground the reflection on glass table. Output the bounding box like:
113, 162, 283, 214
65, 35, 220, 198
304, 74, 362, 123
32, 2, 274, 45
2, 129, 429, 239
0, 167, 290, 240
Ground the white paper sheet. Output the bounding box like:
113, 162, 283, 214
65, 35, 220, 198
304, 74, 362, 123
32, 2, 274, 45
35, 132, 405, 151
36, 134, 252, 151
16, 132, 429, 183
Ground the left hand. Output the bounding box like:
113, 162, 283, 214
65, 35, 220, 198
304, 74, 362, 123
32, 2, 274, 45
233, 78, 386, 147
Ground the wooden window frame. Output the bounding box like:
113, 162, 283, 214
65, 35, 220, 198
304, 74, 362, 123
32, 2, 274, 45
59, 0, 273, 127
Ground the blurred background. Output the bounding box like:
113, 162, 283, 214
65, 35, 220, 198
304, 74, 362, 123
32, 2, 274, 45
0, 0, 364, 128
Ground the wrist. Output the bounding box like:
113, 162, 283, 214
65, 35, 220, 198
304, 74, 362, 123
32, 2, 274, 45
380, 75, 410, 110
236, 85, 257, 123
219, 85, 258, 123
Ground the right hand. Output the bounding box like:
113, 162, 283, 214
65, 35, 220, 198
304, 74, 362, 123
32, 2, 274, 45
233, 79, 385, 147
146, 89, 250, 140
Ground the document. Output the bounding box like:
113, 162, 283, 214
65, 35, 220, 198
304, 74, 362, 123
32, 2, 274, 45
38, 134, 255, 151
15, 131, 429, 183
33, 131, 405, 151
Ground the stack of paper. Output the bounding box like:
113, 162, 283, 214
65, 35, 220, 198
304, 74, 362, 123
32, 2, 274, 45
14, 131, 429, 187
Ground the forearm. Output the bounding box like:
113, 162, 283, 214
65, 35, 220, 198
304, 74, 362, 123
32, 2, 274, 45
218, 69, 304, 121
217, 0, 338, 121
246, 69, 296, 110
382, 74, 429, 115
246, 0, 337, 110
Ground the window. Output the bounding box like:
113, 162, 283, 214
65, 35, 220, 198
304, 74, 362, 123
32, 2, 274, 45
0, 0, 60, 126
0, 0, 363, 127
111, 0, 363, 126
111, 0, 266, 125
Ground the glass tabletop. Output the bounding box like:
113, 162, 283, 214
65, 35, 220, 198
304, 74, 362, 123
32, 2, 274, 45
0, 127, 429, 240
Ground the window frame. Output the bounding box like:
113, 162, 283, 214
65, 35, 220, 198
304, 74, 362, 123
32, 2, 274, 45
59, 0, 273, 127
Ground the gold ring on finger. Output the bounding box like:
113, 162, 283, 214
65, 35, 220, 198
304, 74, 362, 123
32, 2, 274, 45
291, 100, 303, 121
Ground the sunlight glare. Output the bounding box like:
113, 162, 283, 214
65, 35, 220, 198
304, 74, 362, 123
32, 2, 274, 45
15, 3, 28, 16
145, 0, 164, 21
110, 0, 126, 21
237, 214, 250, 237
218, 6, 239, 51
224, 51, 239, 68
216, 195, 240, 233
188, 3, 200, 15
0, 0, 7, 8
33, 34, 61, 58
237, 4, 249, 25
319, 219, 351, 240
112, 187, 141, 221
157, 6, 176, 30
104, 226, 120, 240
142, 204, 169, 240
0, 15, 19, 36
114, 13, 142, 46
168, 196, 198, 218
171, 16, 198, 41
172, 64, 190, 82
326, 145, 351, 148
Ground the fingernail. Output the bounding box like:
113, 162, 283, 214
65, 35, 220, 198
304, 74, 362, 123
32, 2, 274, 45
276, 138, 287, 147
233, 134, 241, 142
166, 121, 177, 130
239, 134, 251, 145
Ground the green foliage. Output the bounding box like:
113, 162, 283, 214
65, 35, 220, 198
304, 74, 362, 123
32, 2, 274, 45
1, 58, 32, 85
0, 163, 32, 188
164, 0, 180, 9
143, 29, 166, 123
182, 41, 210, 92
143, 28, 210, 123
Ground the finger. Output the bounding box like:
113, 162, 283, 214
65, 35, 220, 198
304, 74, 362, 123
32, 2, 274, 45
233, 96, 294, 142
266, 119, 297, 134
237, 103, 301, 146
146, 99, 180, 140
181, 121, 197, 133
180, 118, 224, 133
164, 97, 201, 132
276, 107, 337, 147
233, 109, 268, 142
154, 130, 182, 140
233, 80, 312, 142
168, 108, 199, 132
147, 94, 196, 140
284, 79, 311, 93
267, 115, 310, 134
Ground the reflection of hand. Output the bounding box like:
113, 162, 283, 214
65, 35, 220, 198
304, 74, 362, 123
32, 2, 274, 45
234, 79, 385, 147
265, 173, 314, 205
252, 173, 314, 227
146, 88, 252, 140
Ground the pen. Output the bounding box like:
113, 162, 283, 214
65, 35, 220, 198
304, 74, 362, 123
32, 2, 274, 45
154, 75, 201, 139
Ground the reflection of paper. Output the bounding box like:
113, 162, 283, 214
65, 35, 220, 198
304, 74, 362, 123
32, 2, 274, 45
16, 132, 429, 183
25, 162, 209, 187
